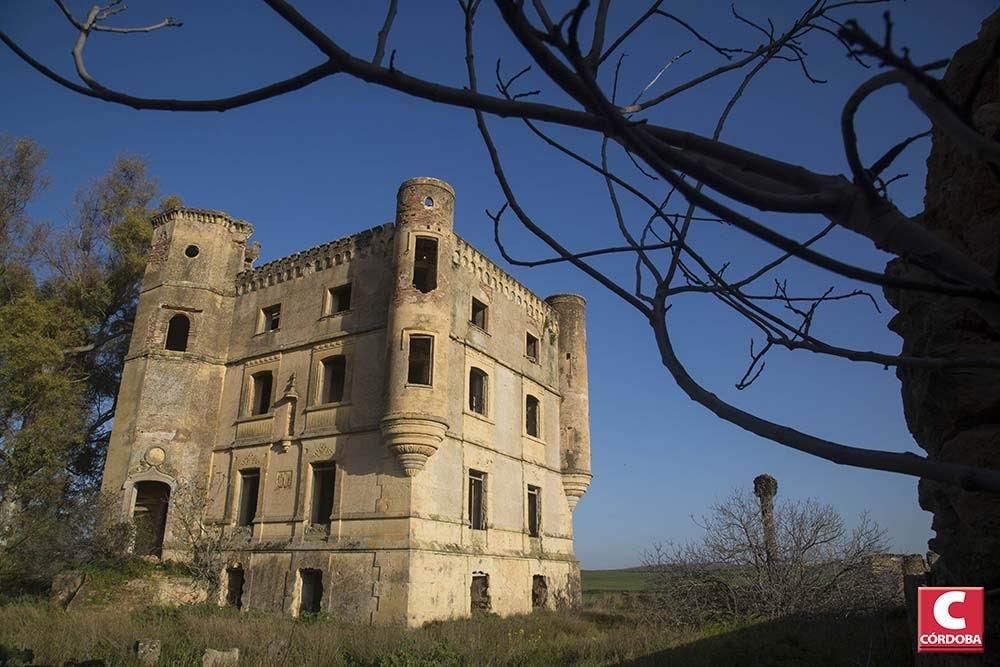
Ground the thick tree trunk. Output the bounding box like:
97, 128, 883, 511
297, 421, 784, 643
885, 11, 1000, 664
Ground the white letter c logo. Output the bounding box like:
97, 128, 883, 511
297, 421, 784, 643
933, 591, 966, 630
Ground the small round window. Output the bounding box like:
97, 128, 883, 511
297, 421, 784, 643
423, 196, 434, 208
184, 244, 200, 258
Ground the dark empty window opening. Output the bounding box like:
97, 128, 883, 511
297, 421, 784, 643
412, 237, 438, 293
184, 244, 200, 258
237, 469, 260, 527
299, 569, 323, 615
165, 314, 190, 352
225, 567, 245, 609
468, 470, 486, 530
526, 332, 539, 361
532, 575, 548, 609
423, 196, 434, 207
261, 304, 281, 332
321, 356, 346, 403
469, 368, 488, 415
407, 335, 433, 385
471, 574, 491, 614
525, 395, 540, 438
470, 298, 488, 330
527, 485, 541, 537
310, 462, 336, 525
250, 371, 273, 416
329, 284, 352, 314
133, 481, 170, 558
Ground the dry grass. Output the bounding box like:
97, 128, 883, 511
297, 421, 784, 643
0, 592, 912, 666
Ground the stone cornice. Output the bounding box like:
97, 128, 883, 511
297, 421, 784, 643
151, 207, 253, 235
236, 223, 395, 296
452, 235, 556, 326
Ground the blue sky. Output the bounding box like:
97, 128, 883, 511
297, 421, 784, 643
2, 1, 995, 568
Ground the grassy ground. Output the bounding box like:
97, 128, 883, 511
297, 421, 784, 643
0, 568, 913, 666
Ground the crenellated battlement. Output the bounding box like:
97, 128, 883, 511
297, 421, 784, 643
151, 207, 254, 235
452, 235, 555, 325
235, 223, 395, 295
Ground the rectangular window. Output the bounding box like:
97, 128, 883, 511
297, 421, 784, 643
469, 368, 488, 415
412, 237, 438, 293
470, 298, 488, 330
468, 469, 486, 530
525, 394, 540, 437
407, 335, 433, 385
298, 569, 323, 615
250, 371, 273, 416
237, 469, 260, 527
328, 284, 352, 314
261, 304, 281, 332
310, 462, 336, 525
321, 356, 346, 403
525, 332, 539, 361
527, 485, 541, 537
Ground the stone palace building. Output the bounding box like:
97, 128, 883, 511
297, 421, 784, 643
100, 177, 593, 625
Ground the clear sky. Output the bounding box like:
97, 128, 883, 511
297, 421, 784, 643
2, 1, 995, 568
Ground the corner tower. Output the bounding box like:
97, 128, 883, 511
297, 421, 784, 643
380, 178, 456, 475
545, 294, 593, 510
101, 208, 253, 556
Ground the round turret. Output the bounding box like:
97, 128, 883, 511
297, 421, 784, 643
395, 177, 455, 234
545, 293, 592, 511
381, 178, 457, 476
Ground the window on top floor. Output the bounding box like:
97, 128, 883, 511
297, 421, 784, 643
328, 283, 352, 314
260, 304, 281, 333
470, 298, 488, 331
412, 237, 438, 293
525, 332, 539, 362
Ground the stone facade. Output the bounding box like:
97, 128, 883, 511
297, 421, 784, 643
99, 177, 592, 625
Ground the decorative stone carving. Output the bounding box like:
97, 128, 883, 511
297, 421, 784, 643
561, 473, 592, 512
380, 415, 448, 476
144, 447, 166, 466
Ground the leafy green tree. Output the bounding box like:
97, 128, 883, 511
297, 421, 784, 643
0, 136, 177, 589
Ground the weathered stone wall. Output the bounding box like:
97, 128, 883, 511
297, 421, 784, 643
101, 209, 252, 559
102, 178, 592, 625
884, 11, 1000, 662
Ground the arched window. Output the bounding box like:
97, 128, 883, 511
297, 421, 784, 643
165, 314, 190, 351
525, 394, 540, 437
469, 368, 488, 415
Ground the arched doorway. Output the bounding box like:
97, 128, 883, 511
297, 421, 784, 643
133, 481, 170, 557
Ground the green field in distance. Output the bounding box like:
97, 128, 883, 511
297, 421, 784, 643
580, 569, 652, 593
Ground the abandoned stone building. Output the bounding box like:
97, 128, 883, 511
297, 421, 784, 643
99, 177, 593, 625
